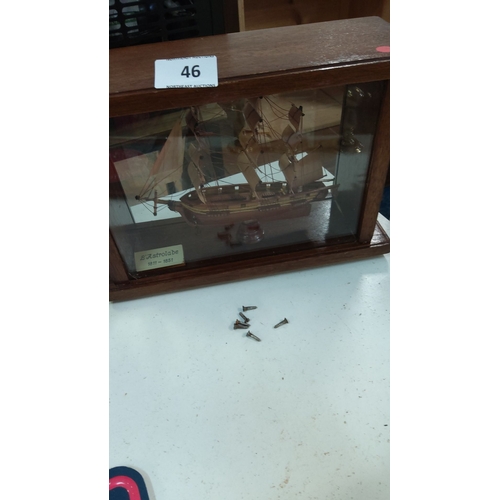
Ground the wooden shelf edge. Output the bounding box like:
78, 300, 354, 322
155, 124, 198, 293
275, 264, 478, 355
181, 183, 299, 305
110, 222, 389, 302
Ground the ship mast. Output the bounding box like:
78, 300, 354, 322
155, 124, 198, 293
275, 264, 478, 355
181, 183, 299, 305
279, 104, 325, 192
186, 106, 219, 191
137, 117, 185, 200
187, 142, 207, 204
236, 98, 265, 198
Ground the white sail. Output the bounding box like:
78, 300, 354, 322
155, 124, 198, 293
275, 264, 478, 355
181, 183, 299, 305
295, 151, 325, 186
288, 105, 303, 131
238, 129, 254, 149
237, 151, 262, 195
139, 118, 185, 197
279, 154, 296, 189
279, 151, 324, 190
282, 125, 302, 149
243, 98, 262, 132
188, 142, 202, 165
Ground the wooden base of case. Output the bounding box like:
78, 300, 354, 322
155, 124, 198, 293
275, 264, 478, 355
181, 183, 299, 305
110, 221, 389, 301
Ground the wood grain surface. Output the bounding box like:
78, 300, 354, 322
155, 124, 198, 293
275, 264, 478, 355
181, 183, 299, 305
110, 17, 389, 116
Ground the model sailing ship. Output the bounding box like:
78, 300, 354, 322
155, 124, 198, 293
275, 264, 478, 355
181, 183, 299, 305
135, 95, 338, 227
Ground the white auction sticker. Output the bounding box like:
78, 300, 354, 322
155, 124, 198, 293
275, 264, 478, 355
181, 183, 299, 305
154, 56, 218, 89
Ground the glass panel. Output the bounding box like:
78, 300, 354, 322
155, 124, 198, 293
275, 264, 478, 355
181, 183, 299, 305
109, 82, 384, 276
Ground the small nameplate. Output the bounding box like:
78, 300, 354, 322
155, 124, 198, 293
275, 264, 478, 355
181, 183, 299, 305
154, 56, 218, 89
134, 245, 184, 272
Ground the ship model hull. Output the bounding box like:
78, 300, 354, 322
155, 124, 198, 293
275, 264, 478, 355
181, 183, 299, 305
165, 181, 330, 227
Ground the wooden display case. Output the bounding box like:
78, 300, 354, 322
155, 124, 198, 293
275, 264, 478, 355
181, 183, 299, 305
109, 16, 390, 301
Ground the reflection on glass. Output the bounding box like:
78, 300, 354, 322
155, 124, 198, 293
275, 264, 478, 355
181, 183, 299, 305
109, 83, 384, 274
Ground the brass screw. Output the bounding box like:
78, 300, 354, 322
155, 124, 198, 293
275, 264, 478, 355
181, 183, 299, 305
234, 319, 250, 329
246, 331, 261, 342
239, 312, 250, 323
274, 318, 289, 328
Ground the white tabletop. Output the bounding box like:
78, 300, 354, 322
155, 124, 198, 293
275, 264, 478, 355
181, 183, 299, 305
110, 215, 390, 500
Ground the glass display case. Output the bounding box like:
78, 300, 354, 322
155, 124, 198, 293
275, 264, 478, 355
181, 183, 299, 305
109, 16, 390, 300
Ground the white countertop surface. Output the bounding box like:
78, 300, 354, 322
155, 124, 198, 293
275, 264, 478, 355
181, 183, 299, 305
110, 215, 390, 500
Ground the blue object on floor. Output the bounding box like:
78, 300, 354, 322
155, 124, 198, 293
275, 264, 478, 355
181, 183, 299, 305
110, 466, 150, 500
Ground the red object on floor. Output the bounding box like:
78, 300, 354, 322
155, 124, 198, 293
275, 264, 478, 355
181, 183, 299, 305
109, 467, 150, 500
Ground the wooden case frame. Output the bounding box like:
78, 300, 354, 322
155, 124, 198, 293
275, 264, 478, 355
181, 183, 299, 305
109, 16, 390, 301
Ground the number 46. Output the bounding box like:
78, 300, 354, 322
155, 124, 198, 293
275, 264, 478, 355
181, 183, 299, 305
181, 65, 200, 78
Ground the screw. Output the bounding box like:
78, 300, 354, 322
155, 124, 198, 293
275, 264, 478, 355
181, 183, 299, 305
234, 319, 250, 329
239, 312, 250, 323
242, 306, 257, 311
246, 331, 261, 342
274, 318, 289, 328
